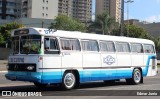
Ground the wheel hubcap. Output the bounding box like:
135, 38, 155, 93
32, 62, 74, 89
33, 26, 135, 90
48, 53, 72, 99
64, 73, 75, 88
134, 70, 141, 83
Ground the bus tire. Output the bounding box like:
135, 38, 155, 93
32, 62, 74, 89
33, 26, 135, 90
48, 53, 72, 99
34, 82, 47, 89
126, 68, 142, 85
62, 71, 76, 90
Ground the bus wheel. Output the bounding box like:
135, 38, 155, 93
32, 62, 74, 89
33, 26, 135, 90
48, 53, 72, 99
126, 69, 142, 85
62, 72, 76, 90
34, 82, 47, 89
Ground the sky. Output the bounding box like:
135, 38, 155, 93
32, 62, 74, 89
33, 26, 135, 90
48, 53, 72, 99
92, 0, 160, 23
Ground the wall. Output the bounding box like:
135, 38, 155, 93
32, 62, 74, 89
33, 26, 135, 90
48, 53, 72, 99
0, 48, 11, 60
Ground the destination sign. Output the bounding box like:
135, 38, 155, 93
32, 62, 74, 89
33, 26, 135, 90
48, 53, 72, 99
14, 29, 29, 35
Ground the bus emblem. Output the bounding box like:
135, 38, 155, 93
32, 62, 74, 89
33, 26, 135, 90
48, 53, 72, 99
103, 55, 115, 65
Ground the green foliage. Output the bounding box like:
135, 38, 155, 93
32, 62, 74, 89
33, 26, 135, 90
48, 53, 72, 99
111, 24, 160, 52
50, 15, 86, 32
0, 33, 5, 47
111, 24, 149, 39
0, 22, 23, 47
89, 11, 116, 35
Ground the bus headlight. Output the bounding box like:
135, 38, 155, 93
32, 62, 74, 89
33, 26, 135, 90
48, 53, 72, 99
27, 66, 35, 71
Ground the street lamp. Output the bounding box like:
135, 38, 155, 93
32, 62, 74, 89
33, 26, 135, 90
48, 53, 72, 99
120, 0, 124, 36
125, 0, 134, 36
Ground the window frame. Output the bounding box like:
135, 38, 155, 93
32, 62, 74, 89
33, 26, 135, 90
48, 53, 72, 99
81, 39, 99, 52
60, 38, 81, 52
131, 43, 144, 54
44, 37, 60, 54
115, 42, 131, 53
99, 40, 116, 53
143, 44, 155, 54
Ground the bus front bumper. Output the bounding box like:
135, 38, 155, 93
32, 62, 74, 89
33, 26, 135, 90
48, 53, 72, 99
5, 71, 62, 84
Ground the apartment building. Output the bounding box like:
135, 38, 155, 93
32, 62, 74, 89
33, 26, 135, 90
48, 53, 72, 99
58, 0, 92, 24
1, 0, 92, 26
0, 0, 21, 20
58, 0, 73, 17
96, 0, 121, 23
73, 0, 92, 23
21, 0, 58, 19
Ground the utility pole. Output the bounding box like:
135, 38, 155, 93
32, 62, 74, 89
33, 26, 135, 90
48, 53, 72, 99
42, 21, 44, 28
120, 0, 124, 36
125, 0, 134, 36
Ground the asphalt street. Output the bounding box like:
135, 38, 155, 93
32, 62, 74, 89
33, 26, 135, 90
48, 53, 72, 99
0, 69, 159, 99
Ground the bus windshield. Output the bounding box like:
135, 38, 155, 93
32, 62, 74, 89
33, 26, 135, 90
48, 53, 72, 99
20, 35, 41, 54
12, 35, 41, 54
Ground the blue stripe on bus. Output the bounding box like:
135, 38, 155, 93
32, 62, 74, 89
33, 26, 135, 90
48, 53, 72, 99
142, 55, 156, 76
5, 55, 156, 84
5, 71, 63, 84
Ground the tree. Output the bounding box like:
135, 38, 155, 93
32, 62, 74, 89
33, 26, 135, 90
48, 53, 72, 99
50, 15, 86, 32
111, 24, 149, 39
0, 22, 24, 47
89, 11, 116, 35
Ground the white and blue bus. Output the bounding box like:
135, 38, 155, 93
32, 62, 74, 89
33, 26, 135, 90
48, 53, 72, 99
5, 27, 157, 90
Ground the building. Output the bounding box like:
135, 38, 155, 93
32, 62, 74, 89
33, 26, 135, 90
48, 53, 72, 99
58, 0, 92, 24
1, 0, 92, 27
21, 0, 58, 19
58, 0, 73, 17
72, 0, 92, 24
0, 0, 21, 20
96, 0, 121, 23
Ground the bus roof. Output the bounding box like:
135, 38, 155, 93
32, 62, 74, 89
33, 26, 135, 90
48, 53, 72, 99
11, 27, 154, 45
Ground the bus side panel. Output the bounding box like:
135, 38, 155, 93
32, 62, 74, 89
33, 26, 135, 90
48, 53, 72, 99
61, 52, 82, 69
116, 53, 132, 78
42, 55, 62, 84
82, 52, 101, 82
100, 53, 117, 80
143, 55, 157, 77
131, 54, 144, 68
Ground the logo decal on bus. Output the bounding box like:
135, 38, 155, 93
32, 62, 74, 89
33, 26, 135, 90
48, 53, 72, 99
103, 55, 115, 65
44, 30, 54, 34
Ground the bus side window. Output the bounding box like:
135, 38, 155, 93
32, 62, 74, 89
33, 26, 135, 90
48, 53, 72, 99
131, 43, 143, 53
144, 44, 155, 54
44, 38, 60, 54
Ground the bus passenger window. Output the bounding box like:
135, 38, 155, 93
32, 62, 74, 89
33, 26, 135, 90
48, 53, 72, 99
81, 40, 99, 52
100, 41, 115, 52
131, 43, 143, 53
116, 42, 130, 52
44, 38, 59, 54
144, 44, 154, 53
60, 38, 80, 51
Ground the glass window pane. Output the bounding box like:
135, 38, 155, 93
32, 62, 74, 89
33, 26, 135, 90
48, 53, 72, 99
50, 39, 59, 50
131, 43, 143, 53
116, 42, 130, 52
81, 40, 99, 52
144, 44, 154, 53
60, 38, 80, 51
100, 41, 115, 52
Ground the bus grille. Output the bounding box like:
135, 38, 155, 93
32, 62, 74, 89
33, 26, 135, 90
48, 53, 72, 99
8, 64, 36, 72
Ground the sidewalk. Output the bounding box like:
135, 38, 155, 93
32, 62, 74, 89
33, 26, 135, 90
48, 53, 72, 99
0, 60, 7, 72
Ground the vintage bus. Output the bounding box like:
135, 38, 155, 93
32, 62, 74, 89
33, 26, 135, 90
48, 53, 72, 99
5, 27, 157, 90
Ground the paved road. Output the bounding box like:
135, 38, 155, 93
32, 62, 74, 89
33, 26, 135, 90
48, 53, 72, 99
0, 70, 160, 99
